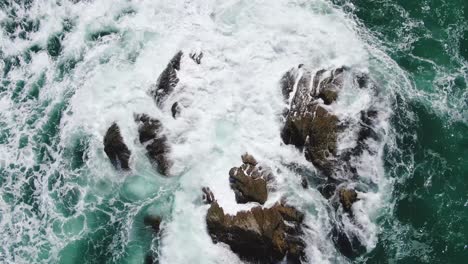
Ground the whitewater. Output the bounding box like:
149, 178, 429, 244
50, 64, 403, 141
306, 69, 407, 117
0, 0, 416, 263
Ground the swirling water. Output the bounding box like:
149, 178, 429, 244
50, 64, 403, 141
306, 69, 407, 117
0, 0, 465, 263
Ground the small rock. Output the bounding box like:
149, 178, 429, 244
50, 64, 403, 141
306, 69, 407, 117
135, 114, 171, 176
202, 187, 215, 204
189, 51, 203, 64
241, 153, 257, 166
171, 102, 181, 118
143, 215, 162, 234
103, 123, 131, 170
339, 189, 358, 213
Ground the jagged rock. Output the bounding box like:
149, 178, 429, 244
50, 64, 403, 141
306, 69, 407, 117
150, 51, 183, 106
241, 153, 257, 166
135, 114, 171, 176
229, 154, 268, 204
103, 123, 131, 170
144, 215, 162, 234
206, 199, 305, 263
332, 223, 366, 259
189, 51, 203, 64
202, 187, 215, 204
282, 103, 339, 176
339, 189, 358, 213
171, 102, 180, 118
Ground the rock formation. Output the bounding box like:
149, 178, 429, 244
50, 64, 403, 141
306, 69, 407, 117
205, 189, 305, 263
280, 66, 377, 259
135, 114, 171, 176
229, 153, 271, 204
150, 51, 183, 106
103, 123, 131, 170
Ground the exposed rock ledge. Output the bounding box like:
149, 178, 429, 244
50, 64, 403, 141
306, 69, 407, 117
205, 189, 305, 263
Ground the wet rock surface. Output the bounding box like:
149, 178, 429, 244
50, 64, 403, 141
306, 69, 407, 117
103, 123, 131, 170
150, 51, 183, 106
144, 215, 162, 234
206, 198, 305, 263
135, 114, 171, 176
280, 66, 378, 259
229, 154, 269, 204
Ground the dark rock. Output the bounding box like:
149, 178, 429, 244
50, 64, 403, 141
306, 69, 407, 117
332, 224, 366, 259
241, 152, 257, 166
189, 51, 203, 64
202, 187, 215, 204
150, 51, 183, 106
282, 103, 339, 176
144, 255, 156, 264
103, 123, 131, 170
339, 189, 358, 213
143, 215, 162, 234
280, 67, 297, 101
206, 200, 305, 263
135, 114, 171, 176
229, 155, 268, 204
301, 176, 308, 189
171, 102, 180, 118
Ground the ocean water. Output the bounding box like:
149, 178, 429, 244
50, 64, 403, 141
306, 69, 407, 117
0, 0, 466, 264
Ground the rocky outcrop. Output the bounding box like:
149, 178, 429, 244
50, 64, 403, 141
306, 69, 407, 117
281, 68, 347, 177
135, 114, 171, 176
150, 51, 183, 106
229, 153, 270, 204
206, 195, 305, 263
103, 123, 131, 170
280, 66, 377, 259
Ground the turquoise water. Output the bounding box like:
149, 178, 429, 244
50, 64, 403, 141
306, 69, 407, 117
0, 0, 466, 263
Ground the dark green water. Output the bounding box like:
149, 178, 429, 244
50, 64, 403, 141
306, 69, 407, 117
333, 0, 467, 263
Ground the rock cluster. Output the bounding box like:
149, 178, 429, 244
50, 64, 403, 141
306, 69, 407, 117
280, 65, 378, 258
135, 114, 172, 176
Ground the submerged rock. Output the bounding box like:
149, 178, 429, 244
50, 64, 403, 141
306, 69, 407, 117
135, 114, 171, 176
332, 223, 366, 259
229, 154, 269, 204
150, 51, 183, 106
103, 123, 131, 170
206, 198, 305, 263
144, 215, 162, 234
